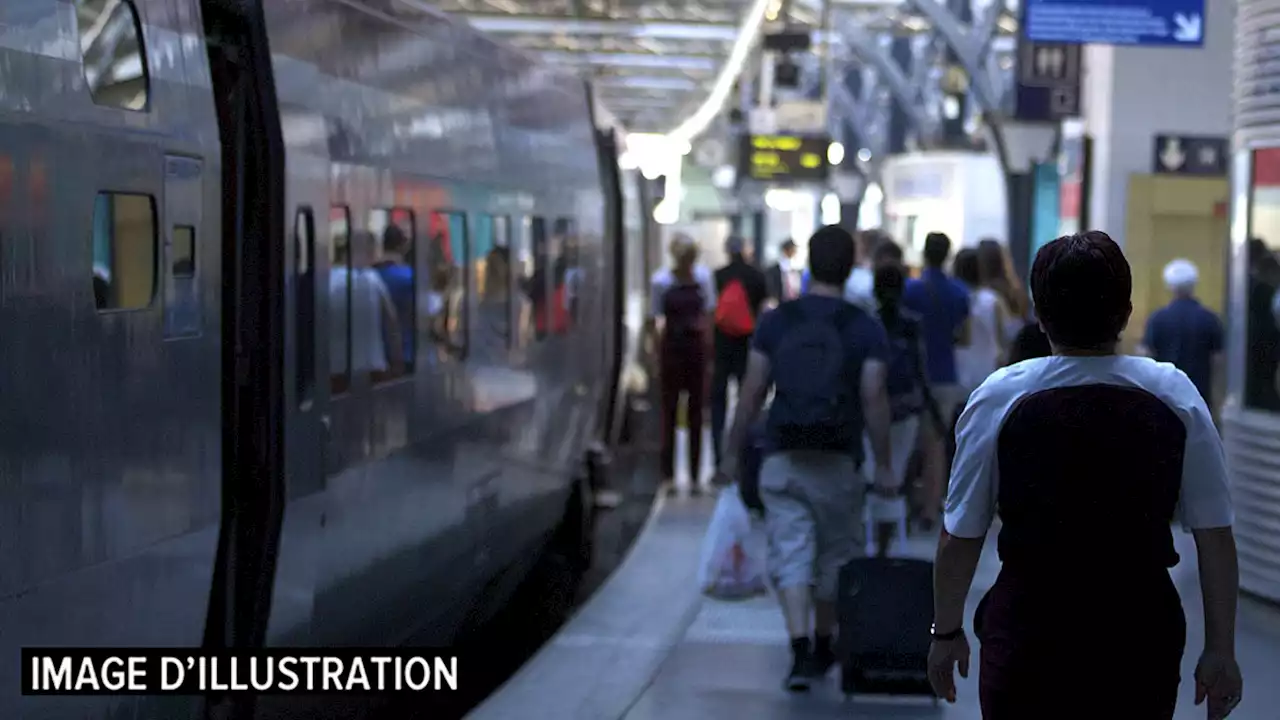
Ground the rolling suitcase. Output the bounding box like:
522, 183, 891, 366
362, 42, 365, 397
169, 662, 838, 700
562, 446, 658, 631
836, 557, 939, 703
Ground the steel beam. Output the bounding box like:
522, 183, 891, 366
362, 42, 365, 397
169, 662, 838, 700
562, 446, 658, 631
905, 0, 1004, 110
836, 21, 932, 137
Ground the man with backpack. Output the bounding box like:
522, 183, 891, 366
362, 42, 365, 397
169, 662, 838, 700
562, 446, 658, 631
716, 225, 896, 691
711, 236, 769, 470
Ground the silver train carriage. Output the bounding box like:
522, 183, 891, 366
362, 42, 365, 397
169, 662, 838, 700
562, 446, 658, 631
0, 0, 657, 716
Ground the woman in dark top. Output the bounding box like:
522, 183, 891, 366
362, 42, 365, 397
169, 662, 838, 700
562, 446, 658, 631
657, 237, 712, 495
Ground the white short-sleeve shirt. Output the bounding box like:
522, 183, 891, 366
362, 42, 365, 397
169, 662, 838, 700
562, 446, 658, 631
649, 264, 716, 318
944, 354, 1234, 539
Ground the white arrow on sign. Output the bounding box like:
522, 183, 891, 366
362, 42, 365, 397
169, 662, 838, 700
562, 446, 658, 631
1160, 138, 1187, 171
1173, 13, 1203, 43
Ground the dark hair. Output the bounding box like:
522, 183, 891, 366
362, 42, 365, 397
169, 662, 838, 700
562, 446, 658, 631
874, 262, 907, 327
978, 239, 1029, 317
923, 232, 951, 268
872, 240, 904, 267
780, 239, 797, 253
807, 225, 856, 286
953, 248, 981, 286
1030, 231, 1132, 349
382, 224, 408, 255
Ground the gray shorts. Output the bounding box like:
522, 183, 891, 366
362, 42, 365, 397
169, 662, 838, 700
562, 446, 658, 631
760, 451, 865, 602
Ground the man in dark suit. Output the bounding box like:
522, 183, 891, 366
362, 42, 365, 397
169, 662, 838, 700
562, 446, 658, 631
766, 238, 800, 305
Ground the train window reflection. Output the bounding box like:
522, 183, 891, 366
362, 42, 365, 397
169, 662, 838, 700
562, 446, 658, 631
171, 226, 195, 278
556, 217, 582, 328
370, 208, 416, 381
476, 215, 512, 355
526, 216, 557, 341
329, 205, 352, 394
1245, 148, 1280, 412
92, 192, 156, 311
427, 211, 470, 360
76, 0, 150, 112
296, 207, 316, 406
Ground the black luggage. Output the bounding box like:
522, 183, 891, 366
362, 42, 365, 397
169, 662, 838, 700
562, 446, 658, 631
836, 557, 938, 702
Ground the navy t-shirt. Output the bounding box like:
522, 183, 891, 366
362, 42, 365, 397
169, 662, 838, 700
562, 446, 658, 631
902, 268, 970, 385
1143, 297, 1223, 404
752, 295, 890, 464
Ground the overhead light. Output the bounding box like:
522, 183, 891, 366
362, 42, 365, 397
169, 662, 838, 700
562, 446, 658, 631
821, 193, 841, 225
619, 151, 639, 170
712, 165, 736, 189
765, 188, 795, 211
828, 142, 845, 166
653, 199, 679, 225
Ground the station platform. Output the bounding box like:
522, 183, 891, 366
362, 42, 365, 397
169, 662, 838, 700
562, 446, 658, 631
468, 438, 1280, 720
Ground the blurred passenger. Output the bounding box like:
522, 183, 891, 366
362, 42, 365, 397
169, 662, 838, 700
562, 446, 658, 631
653, 235, 715, 496
717, 225, 895, 691
331, 232, 403, 390
374, 224, 415, 373
952, 248, 1006, 393
1137, 259, 1224, 411
929, 231, 1242, 719
1245, 238, 1280, 410
872, 237, 905, 269
865, 260, 941, 558
977, 238, 1032, 343
1006, 321, 1052, 364
799, 229, 882, 312
767, 238, 802, 305
711, 236, 769, 469
901, 232, 970, 530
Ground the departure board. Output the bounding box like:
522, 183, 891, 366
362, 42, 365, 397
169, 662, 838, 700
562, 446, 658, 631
738, 133, 830, 182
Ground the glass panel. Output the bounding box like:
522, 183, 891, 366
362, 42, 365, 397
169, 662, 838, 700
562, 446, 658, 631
329, 206, 351, 394
76, 0, 150, 111
92, 192, 156, 310
171, 225, 195, 278
1245, 148, 1280, 412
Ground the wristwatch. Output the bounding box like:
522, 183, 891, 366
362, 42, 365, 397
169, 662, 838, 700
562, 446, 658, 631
930, 623, 963, 641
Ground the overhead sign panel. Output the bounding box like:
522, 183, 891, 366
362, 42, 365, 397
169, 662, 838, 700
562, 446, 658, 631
738, 134, 830, 183
1022, 0, 1206, 48
1014, 41, 1082, 122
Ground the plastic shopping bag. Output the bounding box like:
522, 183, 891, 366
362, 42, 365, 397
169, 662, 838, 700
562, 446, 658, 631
698, 487, 768, 600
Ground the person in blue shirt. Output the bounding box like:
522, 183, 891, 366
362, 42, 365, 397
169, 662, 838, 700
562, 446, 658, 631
1138, 259, 1224, 413
374, 225, 416, 373
901, 232, 970, 531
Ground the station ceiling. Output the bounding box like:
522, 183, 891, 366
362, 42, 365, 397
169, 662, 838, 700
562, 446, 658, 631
449, 0, 1023, 133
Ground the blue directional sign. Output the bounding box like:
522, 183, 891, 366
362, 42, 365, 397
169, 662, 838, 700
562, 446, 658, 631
1023, 0, 1206, 48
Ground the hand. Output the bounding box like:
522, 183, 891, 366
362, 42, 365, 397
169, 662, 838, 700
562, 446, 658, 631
927, 633, 971, 703
1195, 651, 1242, 719
872, 463, 899, 497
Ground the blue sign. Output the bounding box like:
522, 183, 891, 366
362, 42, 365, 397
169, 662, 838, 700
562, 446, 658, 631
1022, 0, 1206, 48
1014, 42, 1082, 122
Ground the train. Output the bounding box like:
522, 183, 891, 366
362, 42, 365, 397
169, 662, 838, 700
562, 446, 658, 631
0, 0, 661, 716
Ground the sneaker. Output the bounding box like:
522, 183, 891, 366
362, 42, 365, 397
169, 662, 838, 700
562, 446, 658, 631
785, 656, 812, 692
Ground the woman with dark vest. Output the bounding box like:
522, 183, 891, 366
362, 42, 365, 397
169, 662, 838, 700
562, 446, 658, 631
928, 231, 1242, 719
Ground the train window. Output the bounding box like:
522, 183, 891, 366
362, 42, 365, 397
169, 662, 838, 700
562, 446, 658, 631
476, 215, 513, 353
427, 211, 470, 360
92, 192, 156, 311
368, 208, 416, 381
295, 207, 316, 406
171, 226, 195, 278
1245, 148, 1280, 412
329, 205, 352, 395
75, 0, 150, 112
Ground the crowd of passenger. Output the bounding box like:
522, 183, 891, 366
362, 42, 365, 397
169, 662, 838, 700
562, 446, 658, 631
647, 226, 1243, 719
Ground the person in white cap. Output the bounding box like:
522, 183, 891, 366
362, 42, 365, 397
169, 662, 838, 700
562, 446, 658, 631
1137, 258, 1225, 410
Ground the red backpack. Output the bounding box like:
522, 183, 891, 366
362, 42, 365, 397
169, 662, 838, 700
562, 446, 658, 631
715, 279, 755, 336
